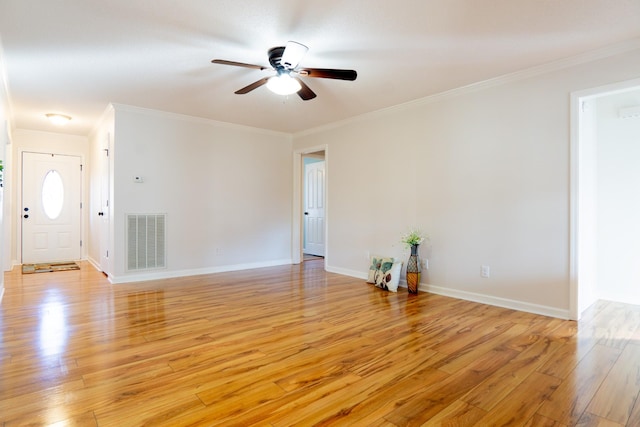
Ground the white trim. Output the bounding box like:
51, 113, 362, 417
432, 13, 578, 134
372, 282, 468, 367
422, 284, 571, 320
569, 77, 640, 320
86, 255, 101, 271
111, 103, 291, 138
570, 77, 640, 100
88, 103, 114, 140
325, 265, 367, 280
569, 92, 580, 320
292, 153, 302, 264
110, 259, 292, 284
295, 38, 640, 139
293, 144, 328, 266
0, 287, 4, 304
86, 256, 114, 283
327, 264, 570, 319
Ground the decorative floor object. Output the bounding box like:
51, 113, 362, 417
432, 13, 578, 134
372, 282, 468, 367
406, 244, 421, 294
22, 261, 80, 274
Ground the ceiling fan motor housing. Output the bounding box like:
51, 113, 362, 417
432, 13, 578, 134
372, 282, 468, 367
268, 46, 287, 70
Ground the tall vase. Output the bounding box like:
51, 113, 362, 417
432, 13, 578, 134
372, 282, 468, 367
406, 244, 421, 294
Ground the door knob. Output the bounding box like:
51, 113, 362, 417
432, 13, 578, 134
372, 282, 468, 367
304, 212, 309, 215
24, 207, 29, 211
23, 214, 29, 219
98, 212, 104, 216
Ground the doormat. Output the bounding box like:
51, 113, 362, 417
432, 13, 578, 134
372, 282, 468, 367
22, 261, 80, 274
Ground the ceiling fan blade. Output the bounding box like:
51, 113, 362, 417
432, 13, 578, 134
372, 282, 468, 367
235, 77, 270, 94
294, 78, 317, 101
212, 59, 268, 71
281, 41, 308, 69
298, 68, 357, 81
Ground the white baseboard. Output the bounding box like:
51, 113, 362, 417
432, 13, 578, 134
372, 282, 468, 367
85, 257, 112, 282
102, 259, 571, 319
110, 259, 293, 284
328, 265, 570, 319
417, 283, 570, 319
325, 265, 368, 280
86, 256, 100, 271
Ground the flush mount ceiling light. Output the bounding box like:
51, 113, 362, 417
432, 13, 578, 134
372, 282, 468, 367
266, 73, 301, 95
46, 113, 72, 125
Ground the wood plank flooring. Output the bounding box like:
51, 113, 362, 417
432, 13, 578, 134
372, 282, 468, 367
1, 260, 639, 426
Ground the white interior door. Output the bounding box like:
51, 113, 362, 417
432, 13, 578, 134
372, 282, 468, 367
99, 137, 110, 274
304, 160, 325, 256
22, 152, 82, 263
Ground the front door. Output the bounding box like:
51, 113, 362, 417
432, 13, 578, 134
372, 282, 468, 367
22, 152, 82, 263
304, 160, 325, 257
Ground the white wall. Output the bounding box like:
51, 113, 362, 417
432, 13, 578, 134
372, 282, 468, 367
293, 47, 640, 318
109, 105, 293, 282
596, 89, 640, 305
0, 54, 9, 299
10, 129, 89, 265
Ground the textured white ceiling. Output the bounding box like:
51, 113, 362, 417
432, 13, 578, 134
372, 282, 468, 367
1, 0, 640, 136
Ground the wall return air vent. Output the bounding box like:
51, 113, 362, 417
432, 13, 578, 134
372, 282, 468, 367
127, 214, 166, 271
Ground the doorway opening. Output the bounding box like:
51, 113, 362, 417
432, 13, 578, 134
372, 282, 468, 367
303, 151, 325, 261
570, 78, 640, 319
293, 145, 328, 267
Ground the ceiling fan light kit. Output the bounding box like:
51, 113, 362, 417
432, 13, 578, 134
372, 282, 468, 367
266, 74, 301, 95
212, 40, 357, 101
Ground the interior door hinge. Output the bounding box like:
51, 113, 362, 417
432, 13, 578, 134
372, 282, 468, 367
80, 164, 83, 171
80, 240, 83, 247
80, 202, 83, 209
581, 101, 589, 113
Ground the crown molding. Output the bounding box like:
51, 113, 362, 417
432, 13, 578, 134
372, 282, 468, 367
295, 37, 640, 139
111, 103, 292, 139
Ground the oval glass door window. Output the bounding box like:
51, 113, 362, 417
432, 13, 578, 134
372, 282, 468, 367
42, 170, 64, 219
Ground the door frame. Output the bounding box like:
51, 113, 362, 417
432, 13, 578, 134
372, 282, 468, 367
18, 149, 85, 264
569, 77, 640, 320
99, 133, 111, 275
293, 144, 328, 266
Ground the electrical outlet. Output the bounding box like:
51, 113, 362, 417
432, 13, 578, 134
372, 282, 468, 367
481, 265, 490, 278
421, 259, 429, 269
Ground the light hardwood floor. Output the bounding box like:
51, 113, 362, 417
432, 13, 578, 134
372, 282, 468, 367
1, 260, 639, 426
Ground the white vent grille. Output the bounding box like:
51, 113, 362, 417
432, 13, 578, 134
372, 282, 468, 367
127, 214, 166, 271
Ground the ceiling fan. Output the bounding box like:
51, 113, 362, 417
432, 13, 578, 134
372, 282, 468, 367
211, 41, 357, 101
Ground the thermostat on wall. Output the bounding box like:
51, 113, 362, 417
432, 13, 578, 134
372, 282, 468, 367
134, 176, 144, 183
